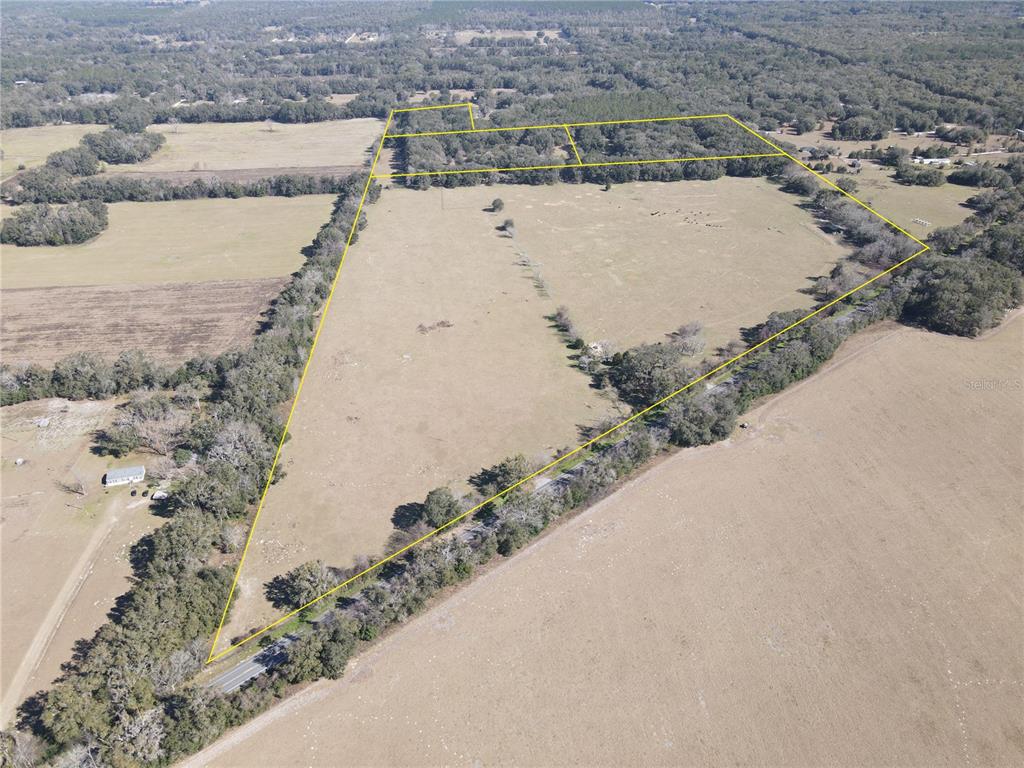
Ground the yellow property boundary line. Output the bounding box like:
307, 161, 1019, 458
206, 107, 928, 664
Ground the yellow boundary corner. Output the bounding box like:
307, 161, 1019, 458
206, 108, 928, 664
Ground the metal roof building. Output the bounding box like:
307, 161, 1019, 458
104, 465, 146, 487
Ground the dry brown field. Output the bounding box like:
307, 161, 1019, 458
105, 119, 382, 174
0, 124, 99, 180
0, 398, 163, 725
499, 177, 849, 350
407, 89, 477, 104
1, 278, 286, 366
1, 196, 334, 289
216, 178, 853, 652
215, 185, 623, 650
1, 196, 333, 364
187, 313, 1024, 768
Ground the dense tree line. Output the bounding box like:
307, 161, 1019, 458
0, 200, 108, 246
6, 168, 357, 205
392, 113, 788, 188
3, 175, 378, 767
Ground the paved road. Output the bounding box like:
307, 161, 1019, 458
206, 467, 585, 694
208, 635, 297, 694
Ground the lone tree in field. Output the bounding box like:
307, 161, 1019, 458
422, 487, 461, 528
491, 198, 504, 212
501, 218, 516, 237
266, 559, 339, 609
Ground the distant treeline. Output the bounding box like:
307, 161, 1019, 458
3, 2, 1023, 136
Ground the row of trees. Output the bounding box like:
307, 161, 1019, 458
0, 200, 108, 246
4, 174, 379, 767
4, 126, 165, 204
8, 167, 357, 205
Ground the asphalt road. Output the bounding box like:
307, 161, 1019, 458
205, 468, 580, 694
208, 635, 297, 694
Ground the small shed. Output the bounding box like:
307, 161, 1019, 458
104, 465, 146, 487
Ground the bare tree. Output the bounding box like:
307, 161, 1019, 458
668, 321, 706, 356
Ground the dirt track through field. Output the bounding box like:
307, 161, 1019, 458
0, 399, 163, 725
186, 314, 1023, 767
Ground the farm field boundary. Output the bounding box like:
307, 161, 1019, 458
207, 105, 929, 664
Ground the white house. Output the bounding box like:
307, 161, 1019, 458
912, 156, 952, 166
104, 465, 146, 487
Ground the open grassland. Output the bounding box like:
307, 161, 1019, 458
0, 398, 162, 725
1, 278, 286, 366
105, 118, 382, 174
0, 124, 99, 180
452, 28, 562, 44
494, 178, 849, 351
2, 196, 333, 364
187, 315, 1024, 768
1, 196, 333, 288
829, 163, 976, 239
799, 122, 1017, 155
218, 177, 852, 649
216, 185, 622, 649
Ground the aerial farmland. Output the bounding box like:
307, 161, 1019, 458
1, 3, 1021, 767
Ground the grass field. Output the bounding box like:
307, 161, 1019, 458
1, 196, 334, 364
216, 177, 854, 650
1, 195, 334, 289
483, 178, 848, 351
185, 314, 1024, 768
0, 398, 163, 725
1, 278, 287, 366
0, 124, 99, 180
828, 163, 976, 238
215, 185, 623, 649
105, 118, 382, 174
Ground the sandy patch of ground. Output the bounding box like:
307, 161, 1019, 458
0, 398, 162, 725
326, 94, 359, 106
452, 29, 562, 45
189, 312, 1022, 767
1, 196, 334, 289
105, 119, 381, 174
